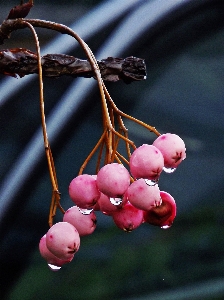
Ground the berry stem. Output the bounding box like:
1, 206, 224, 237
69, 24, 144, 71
103, 82, 161, 136
7, 18, 162, 226
22, 21, 61, 226
78, 128, 107, 175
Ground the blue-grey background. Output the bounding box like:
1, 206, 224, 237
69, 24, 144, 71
1, 0, 224, 299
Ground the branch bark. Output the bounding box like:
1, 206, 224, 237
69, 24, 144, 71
0, 49, 146, 83
0, 18, 147, 83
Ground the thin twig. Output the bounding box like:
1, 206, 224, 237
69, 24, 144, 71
22, 20, 61, 226
78, 129, 107, 175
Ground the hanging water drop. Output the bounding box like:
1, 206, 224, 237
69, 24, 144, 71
48, 263, 61, 271
78, 207, 93, 215
163, 166, 176, 173
144, 178, 158, 186
156, 197, 162, 206
110, 197, 122, 206
161, 224, 171, 229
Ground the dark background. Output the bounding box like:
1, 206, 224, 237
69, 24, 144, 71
1, 0, 224, 299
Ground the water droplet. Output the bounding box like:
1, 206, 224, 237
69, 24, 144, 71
155, 197, 162, 206
144, 178, 158, 186
110, 197, 122, 206
78, 207, 93, 215
48, 263, 61, 271
161, 224, 171, 229
163, 166, 176, 173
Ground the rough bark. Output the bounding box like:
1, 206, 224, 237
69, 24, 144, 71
0, 49, 146, 83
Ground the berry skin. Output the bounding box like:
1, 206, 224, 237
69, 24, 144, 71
112, 202, 144, 232
97, 191, 128, 215
97, 192, 119, 215
153, 133, 186, 169
143, 191, 176, 228
63, 206, 97, 236
69, 174, 101, 209
39, 234, 73, 269
46, 222, 80, 260
96, 163, 130, 197
127, 179, 161, 211
130, 144, 164, 180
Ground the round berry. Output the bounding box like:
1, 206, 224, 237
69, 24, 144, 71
63, 206, 97, 236
69, 174, 101, 209
112, 202, 143, 232
153, 133, 186, 169
96, 163, 130, 197
46, 222, 80, 260
130, 144, 164, 180
127, 179, 161, 210
143, 191, 176, 228
39, 234, 73, 270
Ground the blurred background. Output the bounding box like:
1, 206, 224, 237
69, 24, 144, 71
1, 0, 224, 299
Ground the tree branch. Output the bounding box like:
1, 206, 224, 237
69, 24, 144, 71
0, 48, 146, 83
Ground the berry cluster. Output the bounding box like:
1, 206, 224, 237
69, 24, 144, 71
39, 133, 186, 270
1, 6, 187, 274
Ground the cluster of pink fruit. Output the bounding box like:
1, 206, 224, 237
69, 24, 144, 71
39, 133, 186, 270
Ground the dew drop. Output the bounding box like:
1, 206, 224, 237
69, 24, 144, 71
163, 167, 176, 173
161, 224, 171, 229
110, 197, 122, 206
156, 197, 162, 206
78, 207, 93, 215
144, 178, 158, 186
48, 263, 61, 271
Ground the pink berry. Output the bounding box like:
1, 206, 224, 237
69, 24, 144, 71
97, 192, 118, 215
46, 222, 80, 260
39, 234, 73, 270
63, 206, 97, 236
127, 179, 161, 210
143, 191, 176, 228
130, 144, 164, 180
153, 133, 186, 169
112, 202, 143, 232
97, 192, 128, 216
96, 163, 130, 197
69, 174, 101, 209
